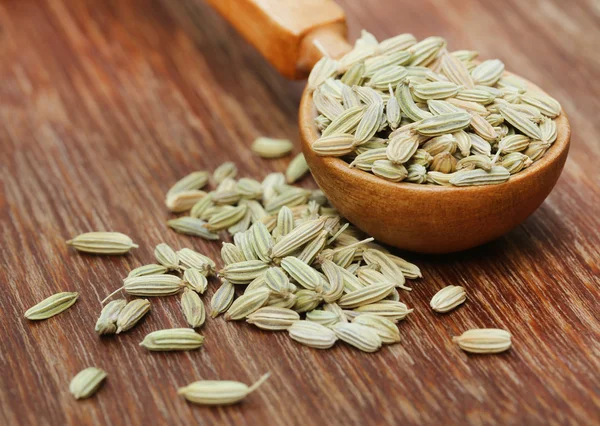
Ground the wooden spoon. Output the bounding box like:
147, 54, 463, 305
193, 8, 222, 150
205, 0, 571, 253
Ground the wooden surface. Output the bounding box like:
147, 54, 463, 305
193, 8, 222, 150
0, 0, 598, 425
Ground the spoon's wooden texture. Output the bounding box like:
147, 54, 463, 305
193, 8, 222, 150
207, 2, 572, 253
0, 0, 598, 426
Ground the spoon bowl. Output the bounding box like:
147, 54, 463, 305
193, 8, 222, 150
299, 79, 571, 254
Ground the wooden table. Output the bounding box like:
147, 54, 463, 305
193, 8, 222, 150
1, 0, 598, 425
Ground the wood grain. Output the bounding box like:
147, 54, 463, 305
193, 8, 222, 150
0, 0, 598, 425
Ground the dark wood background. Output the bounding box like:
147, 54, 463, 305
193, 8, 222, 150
1, 0, 598, 425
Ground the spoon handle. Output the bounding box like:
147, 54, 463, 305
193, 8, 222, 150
204, 0, 351, 79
